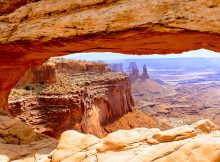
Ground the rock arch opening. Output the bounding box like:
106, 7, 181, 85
6, 49, 220, 138
1, 0, 220, 114
61, 50, 220, 129
1, 0, 220, 160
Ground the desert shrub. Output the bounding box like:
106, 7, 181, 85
40, 81, 45, 85
24, 86, 31, 91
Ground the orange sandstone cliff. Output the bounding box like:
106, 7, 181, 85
1, 1, 220, 161
1, 1, 220, 113
52, 58, 110, 73
18, 61, 58, 85
9, 59, 167, 138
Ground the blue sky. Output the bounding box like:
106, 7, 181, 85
64, 49, 220, 61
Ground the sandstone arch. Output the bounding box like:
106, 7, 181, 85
1, 0, 220, 112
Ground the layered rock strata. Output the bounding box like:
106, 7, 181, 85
51, 58, 109, 74
0, 1, 220, 161
9, 72, 133, 138
1, 0, 220, 113
9, 59, 168, 138
18, 61, 58, 85
10, 70, 167, 138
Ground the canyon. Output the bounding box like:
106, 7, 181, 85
9, 58, 168, 138
107, 58, 220, 129
1, 0, 220, 161
1, 0, 220, 113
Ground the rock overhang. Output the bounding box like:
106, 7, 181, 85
1, 0, 220, 111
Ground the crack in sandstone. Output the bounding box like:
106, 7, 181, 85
151, 139, 192, 161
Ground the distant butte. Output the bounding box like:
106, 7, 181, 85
1, 1, 220, 161
1, 1, 220, 112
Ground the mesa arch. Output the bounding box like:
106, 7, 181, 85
0, 0, 220, 113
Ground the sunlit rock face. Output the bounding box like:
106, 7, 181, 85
18, 61, 58, 85
1, 0, 220, 112
0, 115, 57, 162
49, 119, 220, 162
0, 1, 220, 161
9, 59, 167, 138
1, 117, 220, 161
51, 57, 109, 73
9, 72, 135, 138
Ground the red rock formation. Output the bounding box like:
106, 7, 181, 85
0, 0, 30, 16
1, 1, 220, 113
0, 115, 57, 161
9, 72, 135, 138
18, 61, 57, 85
141, 64, 150, 81
131, 79, 165, 95
50, 119, 220, 162
129, 68, 139, 83
109, 63, 124, 72
0, 1, 220, 160
128, 63, 150, 82
9, 59, 169, 137
17, 58, 109, 85
51, 58, 109, 74
1, 117, 219, 161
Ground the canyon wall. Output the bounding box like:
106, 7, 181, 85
9, 59, 167, 138
17, 58, 109, 85
9, 73, 134, 138
18, 61, 58, 85
51, 58, 109, 73
1, 0, 220, 112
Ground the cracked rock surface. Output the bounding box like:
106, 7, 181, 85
1, 115, 220, 162
0, 115, 57, 162
49, 119, 220, 162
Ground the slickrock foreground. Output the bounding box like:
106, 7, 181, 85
1, 116, 219, 162
49, 119, 220, 162
0, 115, 57, 162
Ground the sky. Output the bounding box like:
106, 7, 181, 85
64, 49, 220, 61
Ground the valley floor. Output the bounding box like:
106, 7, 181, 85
134, 81, 220, 127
